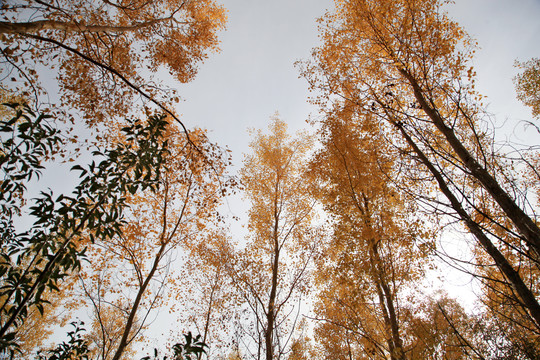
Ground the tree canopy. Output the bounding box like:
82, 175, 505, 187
2, 0, 540, 359
1, 0, 226, 126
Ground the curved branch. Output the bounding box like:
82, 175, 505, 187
17, 32, 193, 143
0, 16, 183, 34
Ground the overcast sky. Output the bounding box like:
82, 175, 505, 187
176, 0, 332, 151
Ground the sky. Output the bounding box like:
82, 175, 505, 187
176, 0, 332, 153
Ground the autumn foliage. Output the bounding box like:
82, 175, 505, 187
0, 0, 226, 126
301, 0, 540, 357
2, 0, 540, 359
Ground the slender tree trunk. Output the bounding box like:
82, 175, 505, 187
265, 232, 280, 360
341, 149, 406, 359
198, 268, 221, 360
0, 17, 171, 35
373, 278, 396, 359
380, 278, 405, 359
265, 183, 283, 360
368, 239, 406, 360
111, 243, 166, 360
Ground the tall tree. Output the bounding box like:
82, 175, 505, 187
0, 104, 172, 354
1, 1, 231, 357
302, 0, 540, 336
65, 125, 234, 360
230, 116, 316, 360
308, 107, 433, 360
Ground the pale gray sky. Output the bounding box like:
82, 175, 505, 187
176, 0, 332, 154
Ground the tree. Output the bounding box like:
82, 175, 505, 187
175, 230, 239, 359
1, 1, 232, 357
229, 116, 316, 360
36, 320, 90, 360
64, 125, 234, 360
301, 0, 540, 335
514, 58, 540, 120
0, 102, 172, 354
0, 0, 226, 127
401, 292, 478, 360
308, 107, 433, 359
140, 332, 208, 360
82, 301, 141, 360
9, 290, 66, 359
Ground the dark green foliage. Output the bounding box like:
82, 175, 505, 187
0, 103, 61, 219
36, 321, 89, 360
0, 103, 171, 353
141, 332, 207, 360
172, 332, 207, 360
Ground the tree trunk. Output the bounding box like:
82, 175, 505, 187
111, 243, 166, 360
369, 239, 406, 360
395, 122, 540, 330
265, 232, 280, 360
399, 68, 540, 256
0, 17, 170, 35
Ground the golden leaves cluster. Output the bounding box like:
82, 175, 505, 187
1, 0, 227, 126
